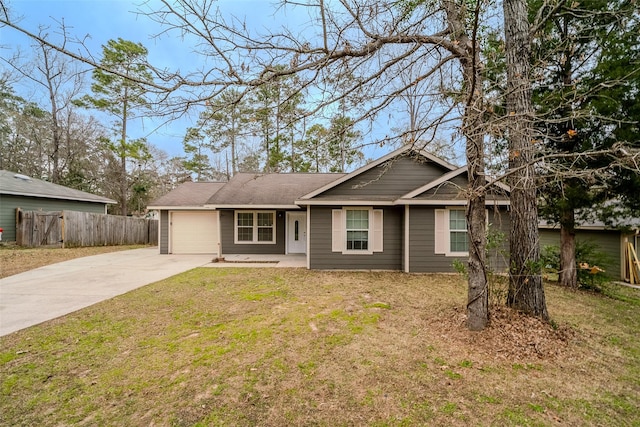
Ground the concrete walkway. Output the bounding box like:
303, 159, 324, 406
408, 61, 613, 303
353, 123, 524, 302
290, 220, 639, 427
209, 254, 307, 268
0, 248, 213, 336
0, 249, 307, 336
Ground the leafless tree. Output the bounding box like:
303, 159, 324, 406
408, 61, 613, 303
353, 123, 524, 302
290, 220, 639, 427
8, 0, 638, 326
2, 31, 88, 183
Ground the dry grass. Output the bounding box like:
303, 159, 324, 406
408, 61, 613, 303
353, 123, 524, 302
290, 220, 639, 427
0, 244, 149, 278
1, 268, 638, 426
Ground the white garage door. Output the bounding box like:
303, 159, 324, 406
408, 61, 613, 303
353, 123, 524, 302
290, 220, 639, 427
171, 211, 219, 254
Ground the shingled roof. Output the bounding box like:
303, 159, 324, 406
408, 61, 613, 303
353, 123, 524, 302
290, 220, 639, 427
0, 170, 116, 204
206, 173, 345, 208
148, 181, 226, 208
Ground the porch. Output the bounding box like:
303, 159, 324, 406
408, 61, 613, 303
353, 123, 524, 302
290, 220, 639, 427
204, 253, 307, 268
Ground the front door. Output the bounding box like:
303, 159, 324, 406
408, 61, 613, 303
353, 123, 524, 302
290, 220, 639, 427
287, 212, 307, 254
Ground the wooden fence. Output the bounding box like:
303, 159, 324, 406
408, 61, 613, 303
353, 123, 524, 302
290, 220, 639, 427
16, 209, 158, 248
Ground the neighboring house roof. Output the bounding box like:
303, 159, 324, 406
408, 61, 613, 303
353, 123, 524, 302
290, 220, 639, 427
148, 181, 226, 209
205, 173, 346, 209
539, 217, 640, 231
0, 170, 116, 204
538, 200, 640, 231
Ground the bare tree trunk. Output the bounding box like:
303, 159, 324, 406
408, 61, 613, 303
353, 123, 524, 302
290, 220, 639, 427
121, 89, 129, 217
444, 0, 488, 331
231, 113, 237, 175
503, 0, 549, 319
40, 44, 61, 183
559, 207, 577, 287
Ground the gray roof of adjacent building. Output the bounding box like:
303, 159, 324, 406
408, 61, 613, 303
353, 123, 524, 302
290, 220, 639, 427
0, 170, 116, 204
148, 181, 226, 207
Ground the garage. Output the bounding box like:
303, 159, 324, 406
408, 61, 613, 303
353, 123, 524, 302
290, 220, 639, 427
170, 211, 219, 254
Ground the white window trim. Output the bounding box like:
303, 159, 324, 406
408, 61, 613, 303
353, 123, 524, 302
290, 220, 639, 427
234, 210, 277, 244
332, 207, 383, 255
435, 208, 469, 257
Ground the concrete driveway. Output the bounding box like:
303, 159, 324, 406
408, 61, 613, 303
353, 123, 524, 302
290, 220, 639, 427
0, 248, 213, 336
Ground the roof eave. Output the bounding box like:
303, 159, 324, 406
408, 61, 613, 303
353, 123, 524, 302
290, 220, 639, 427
1, 189, 116, 204
395, 199, 510, 206
295, 199, 395, 206
203, 204, 301, 210
147, 205, 215, 210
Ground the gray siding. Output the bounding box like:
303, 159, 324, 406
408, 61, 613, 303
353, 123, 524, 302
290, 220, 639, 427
408, 207, 463, 273
317, 156, 451, 199
408, 206, 510, 273
0, 194, 106, 242
539, 229, 622, 279
160, 210, 169, 254
220, 209, 286, 255
487, 208, 510, 272
414, 175, 469, 199
309, 206, 403, 270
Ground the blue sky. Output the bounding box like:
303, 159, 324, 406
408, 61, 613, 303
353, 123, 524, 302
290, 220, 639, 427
1, 0, 437, 164
1, 0, 305, 158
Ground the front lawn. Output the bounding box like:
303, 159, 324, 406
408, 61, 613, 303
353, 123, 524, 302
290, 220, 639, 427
1, 269, 638, 426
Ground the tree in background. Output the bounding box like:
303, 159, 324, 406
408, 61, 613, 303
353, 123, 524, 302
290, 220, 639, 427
1, 35, 86, 183
326, 115, 363, 173
75, 38, 153, 216
533, 0, 640, 287
182, 127, 218, 180
199, 88, 251, 176
0, 89, 52, 177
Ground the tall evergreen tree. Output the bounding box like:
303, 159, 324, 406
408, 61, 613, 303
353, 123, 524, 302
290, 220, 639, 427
533, 0, 640, 287
75, 38, 153, 216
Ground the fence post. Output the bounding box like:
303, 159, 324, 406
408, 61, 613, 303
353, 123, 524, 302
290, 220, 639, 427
61, 211, 65, 249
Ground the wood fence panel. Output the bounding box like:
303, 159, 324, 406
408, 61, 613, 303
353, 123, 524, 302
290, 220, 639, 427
15, 209, 158, 248
15, 210, 62, 247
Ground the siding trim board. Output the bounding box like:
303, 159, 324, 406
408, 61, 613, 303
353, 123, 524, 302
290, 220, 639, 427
306, 208, 311, 269
404, 205, 410, 273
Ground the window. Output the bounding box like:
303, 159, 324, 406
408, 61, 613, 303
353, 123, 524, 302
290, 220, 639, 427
435, 208, 469, 256
332, 208, 383, 254
237, 212, 254, 242
449, 210, 468, 253
235, 211, 276, 244
346, 209, 369, 250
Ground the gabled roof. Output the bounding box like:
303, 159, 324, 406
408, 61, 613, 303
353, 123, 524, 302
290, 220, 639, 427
206, 173, 345, 208
298, 145, 458, 201
148, 181, 226, 208
395, 167, 511, 205
0, 170, 116, 204
295, 147, 511, 206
